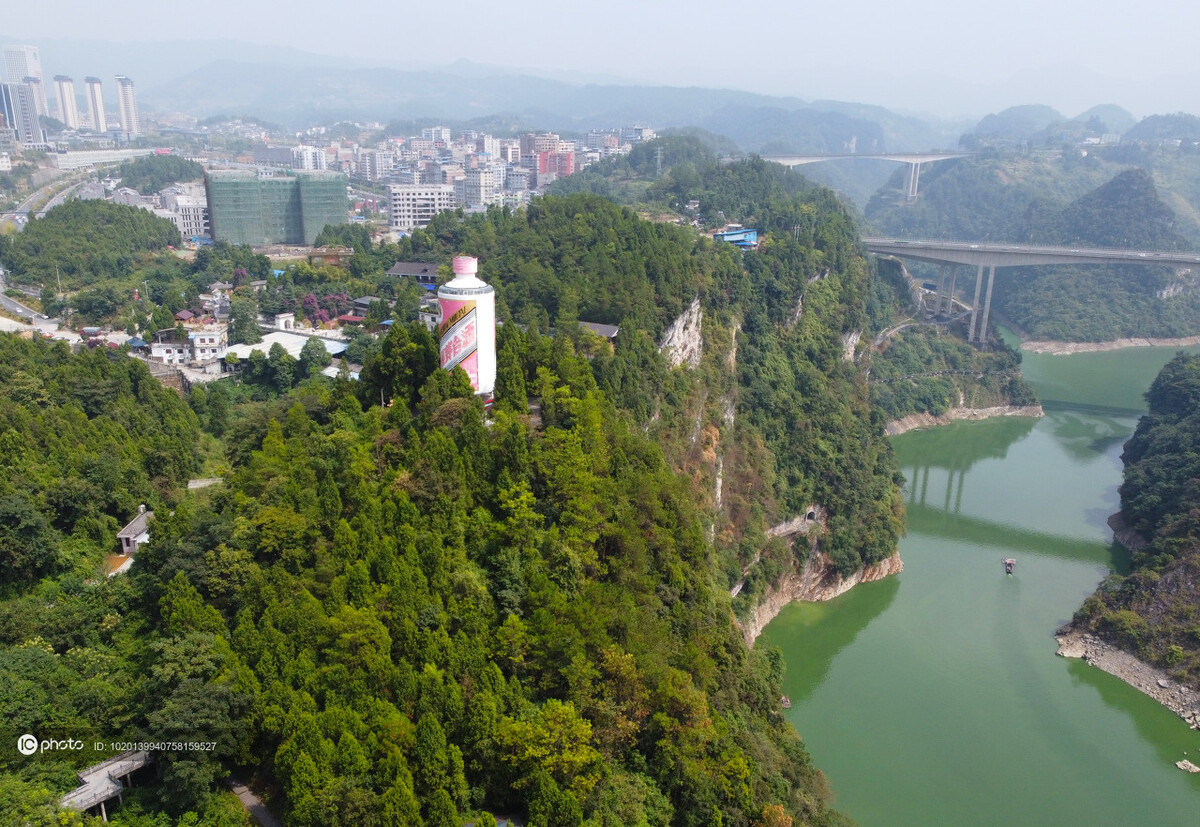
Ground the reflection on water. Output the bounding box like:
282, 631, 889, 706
905, 501, 1127, 567
1049, 411, 1132, 459
762, 575, 899, 705
762, 343, 1200, 825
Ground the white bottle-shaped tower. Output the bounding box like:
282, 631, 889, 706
437, 255, 496, 396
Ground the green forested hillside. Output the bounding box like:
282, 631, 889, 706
116, 156, 206, 195
0, 336, 200, 588
0, 178, 906, 824
0, 199, 182, 290
1072, 352, 1200, 686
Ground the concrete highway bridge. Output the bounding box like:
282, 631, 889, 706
762, 152, 971, 199
863, 237, 1200, 344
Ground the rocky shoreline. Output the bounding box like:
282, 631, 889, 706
1022, 336, 1200, 355
741, 551, 903, 646
886, 404, 1044, 436
1055, 630, 1200, 731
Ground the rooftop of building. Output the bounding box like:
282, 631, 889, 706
386, 261, 439, 277
117, 508, 153, 540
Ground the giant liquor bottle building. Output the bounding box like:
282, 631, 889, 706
437, 255, 496, 400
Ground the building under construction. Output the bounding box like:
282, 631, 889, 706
205, 169, 348, 247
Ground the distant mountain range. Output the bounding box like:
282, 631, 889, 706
5, 36, 1198, 158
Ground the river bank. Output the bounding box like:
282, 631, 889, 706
1023, 336, 1200, 355
741, 551, 903, 646
1055, 630, 1200, 731
885, 404, 1044, 436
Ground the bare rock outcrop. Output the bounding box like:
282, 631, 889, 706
1107, 511, 1149, 553
660, 297, 703, 369
1056, 630, 1200, 730
1023, 336, 1200, 355
741, 551, 904, 646
886, 404, 1044, 436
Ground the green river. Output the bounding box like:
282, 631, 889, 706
760, 342, 1200, 826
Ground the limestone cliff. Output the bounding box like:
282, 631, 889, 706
740, 551, 904, 646
659, 296, 703, 369
886, 404, 1044, 436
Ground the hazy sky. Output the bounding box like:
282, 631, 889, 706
6, 0, 1199, 117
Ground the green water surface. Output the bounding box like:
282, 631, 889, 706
760, 343, 1200, 826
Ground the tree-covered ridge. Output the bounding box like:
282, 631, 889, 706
1, 327, 843, 826
1073, 352, 1200, 685
420, 194, 724, 338
407, 186, 901, 577
0, 335, 200, 589
0, 176, 904, 823
0, 199, 182, 290
116, 155, 206, 195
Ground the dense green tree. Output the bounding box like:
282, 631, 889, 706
117, 155, 205, 194
229, 296, 262, 345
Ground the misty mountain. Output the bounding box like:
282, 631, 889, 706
136, 58, 959, 153
1123, 113, 1200, 143
967, 105, 1066, 142
1075, 104, 1136, 134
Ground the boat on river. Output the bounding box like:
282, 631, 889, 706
1003, 558, 1016, 575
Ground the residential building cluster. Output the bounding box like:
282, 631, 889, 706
0, 43, 141, 149
251, 124, 656, 231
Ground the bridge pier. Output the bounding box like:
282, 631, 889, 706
968, 265, 984, 341
978, 265, 997, 346
943, 265, 958, 315
906, 162, 921, 201
934, 264, 949, 317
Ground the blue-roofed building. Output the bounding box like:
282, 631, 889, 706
713, 227, 759, 248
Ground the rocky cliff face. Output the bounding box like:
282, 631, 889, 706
660, 296, 703, 369
886, 404, 1044, 436
740, 551, 904, 646
1107, 511, 1149, 553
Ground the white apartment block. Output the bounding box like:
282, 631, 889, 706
421, 126, 451, 145
85, 78, 107, 132
162, 185, 211, 239
292, 145, 327, 170
53, 76, 79, 130
150, 325, 228, 365
191, 326, 229, 362
114, 75, 139, 136
388, 184, 455, 231
355, 147, 394, 181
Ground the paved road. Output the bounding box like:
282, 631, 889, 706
227, 777, 281, 827
0, 269, 42, 320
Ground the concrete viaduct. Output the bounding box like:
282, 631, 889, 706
762, 152, 971, 200
863, 238, 1200, 344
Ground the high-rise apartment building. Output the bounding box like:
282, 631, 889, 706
0, 82, 45, 145
388, 183, 455, 231
114, 75, 139, 136
53, 76, 79, 130
85, 77, 107, 132
205, 169, 348, 246
3, 45, 48, 117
